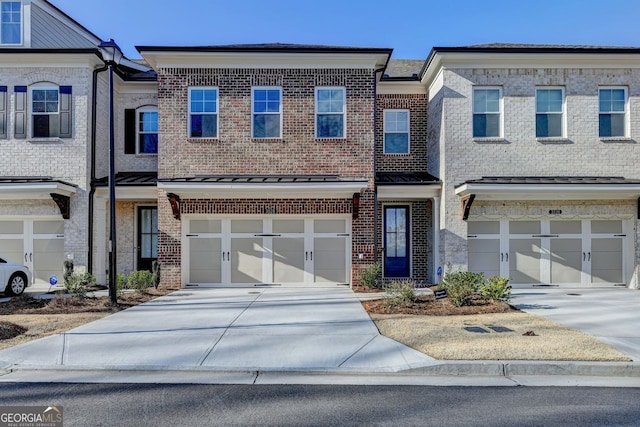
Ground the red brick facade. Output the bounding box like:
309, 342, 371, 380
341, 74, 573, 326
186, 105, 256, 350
156, 67, 378, 287
375, 93, 429, 172
375, 93, 432, 282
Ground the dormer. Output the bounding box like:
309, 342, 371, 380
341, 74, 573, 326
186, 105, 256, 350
0, 0, 101, 49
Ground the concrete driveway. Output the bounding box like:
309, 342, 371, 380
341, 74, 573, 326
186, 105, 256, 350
511, 288, 640, 361
0, 287, 438, 373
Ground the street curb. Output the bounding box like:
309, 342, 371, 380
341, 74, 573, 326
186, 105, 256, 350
403, 360, 640, 377
2, 360, 640, 378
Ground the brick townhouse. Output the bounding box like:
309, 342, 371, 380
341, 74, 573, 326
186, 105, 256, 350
1, 0, 640, 292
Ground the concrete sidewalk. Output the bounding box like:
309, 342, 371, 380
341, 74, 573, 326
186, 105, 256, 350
0, 287, 439, 373
2, 286, 640, 386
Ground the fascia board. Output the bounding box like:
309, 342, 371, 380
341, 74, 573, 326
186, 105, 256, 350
455, 183, 640, 200
377, 81, 426, 95
0, 182, 77, 199
95, 186, 158, 200
140, 51, 389, 70
116, 81, 158, 95
157, 181, 368, 199
0, 52, 102, 67
377, 184, 442, 200
421, 51, 640, 87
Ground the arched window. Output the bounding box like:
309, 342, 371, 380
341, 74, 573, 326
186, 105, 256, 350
27, 83, 72, 138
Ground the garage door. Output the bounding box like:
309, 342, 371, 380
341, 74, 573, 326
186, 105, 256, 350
0, 219, 65, 285
468, 219, 629, 287
185, 217, 350, 286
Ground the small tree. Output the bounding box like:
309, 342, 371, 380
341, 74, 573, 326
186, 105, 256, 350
151, 261, 161, 289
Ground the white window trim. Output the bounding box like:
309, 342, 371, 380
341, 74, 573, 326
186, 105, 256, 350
383, 109, 410, 154
315, 86, 346, 139
599, 86, 629, 139
188, 86, 218, 139
535, 86, 566, 139
28, 82, 59, 139
251, 86, 282, 139
472, 86, 503, 140
0, 1, 24, 46
136, 105, 158, 156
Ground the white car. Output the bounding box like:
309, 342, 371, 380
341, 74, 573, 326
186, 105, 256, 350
0, 257, 30, 296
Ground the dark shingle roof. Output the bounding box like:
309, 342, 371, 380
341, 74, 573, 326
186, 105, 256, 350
136, 43, 392, 55
383, 60, 424, 78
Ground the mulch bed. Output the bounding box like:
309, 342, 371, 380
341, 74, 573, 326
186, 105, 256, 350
362, 293, 515, 316
0, 321, 28, 340
0, 287, 176, 316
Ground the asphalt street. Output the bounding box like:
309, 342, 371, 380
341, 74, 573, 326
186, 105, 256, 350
1, 383, 639, 426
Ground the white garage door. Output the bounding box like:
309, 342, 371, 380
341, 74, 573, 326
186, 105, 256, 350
468, 219, 629, 287
0, 219, 65, 285
185, 217, 350, 286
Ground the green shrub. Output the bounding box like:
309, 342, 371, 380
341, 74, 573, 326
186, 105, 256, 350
127, 270, 153, 291
440, 271, 484, 307
116, 273, 127, 296
64, 272, 95, 298
360, 262, 381, 288
63, 260, 74, 285
151, 261, 161, 289
383, 280, 417, 309
479, 276, 512, 302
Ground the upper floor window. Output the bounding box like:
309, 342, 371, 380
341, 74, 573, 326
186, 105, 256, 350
0, 2, 20, 45
30, 84, 61, 138
252, 87, 281, 138
472, 87, 501, 138
189, 87, 217, 138
316, 87, 345, 138
599, 87, 627, 138
137, 106, 158, 154
536, 88, 564, 138
383, 109, 410, 154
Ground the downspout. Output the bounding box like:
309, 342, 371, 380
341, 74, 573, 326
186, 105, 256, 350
88, 63, 109, 274
373, 67, 385, 266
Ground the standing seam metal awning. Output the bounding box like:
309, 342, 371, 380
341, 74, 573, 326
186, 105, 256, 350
455, 176, 640, 200
156, 175, 369, 198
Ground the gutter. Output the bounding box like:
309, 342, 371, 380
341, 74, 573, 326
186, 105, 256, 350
373, 66, 385, 265
88, 63, 108, 274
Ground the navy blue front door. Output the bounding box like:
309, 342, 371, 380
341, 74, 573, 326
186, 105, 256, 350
384, 206, 410, 277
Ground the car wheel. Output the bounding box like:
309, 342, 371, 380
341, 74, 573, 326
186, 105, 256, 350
6, 273, 27, 296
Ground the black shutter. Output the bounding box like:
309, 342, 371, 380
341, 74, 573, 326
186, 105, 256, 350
14, 86, 27, 139
124, 109, 136, 154
59, 86, 72, 138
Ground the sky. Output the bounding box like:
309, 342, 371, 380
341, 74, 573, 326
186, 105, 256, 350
50, 0, 640, 60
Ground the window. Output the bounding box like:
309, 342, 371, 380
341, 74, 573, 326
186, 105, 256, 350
536, 88, 564, 138
383, 110, 410, 154
0, 2, 20, 45
472, 88, 501, 138
29, 84, 72, 138
316, 87, 345, 138
252, 87, 281, 138
137, 106, 158, 154
599, 88, 627, 138
189, 87, 217, 138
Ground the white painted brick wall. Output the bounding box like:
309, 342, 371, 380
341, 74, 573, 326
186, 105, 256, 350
430, 67, 640, 286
